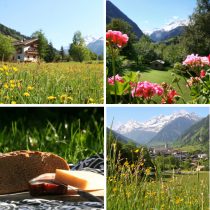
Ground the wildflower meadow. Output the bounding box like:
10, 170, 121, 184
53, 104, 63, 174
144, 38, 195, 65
0, 61, 103, 104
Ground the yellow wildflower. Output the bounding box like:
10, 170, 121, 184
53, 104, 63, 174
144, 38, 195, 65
47, 96, 56, 101
10, 84, 16, 89
60, 94, 67, 101
134, 149, 139, 153
145, 168, 151, 176
12, 67, 18, 72
87, 97, 95, 104
2, 65, 8, 71
27, 86, 34, 91
112, 187, 117, 193
175, 197, 183, 204
10, 80, 15, 84
124, 161, 129, 167
3, 83, 9, 89
23, 92, 30, 97
11, 101, 16, 104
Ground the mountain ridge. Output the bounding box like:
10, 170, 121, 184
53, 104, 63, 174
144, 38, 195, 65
149, 19, 188, 42
106, 0, 143, 38
115, 111, 202, 146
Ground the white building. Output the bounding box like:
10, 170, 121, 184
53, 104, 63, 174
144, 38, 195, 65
13, 38, 38, 62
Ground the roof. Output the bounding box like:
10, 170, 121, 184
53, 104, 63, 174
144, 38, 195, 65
150, 60, 165, 64
13, 38, 38, 46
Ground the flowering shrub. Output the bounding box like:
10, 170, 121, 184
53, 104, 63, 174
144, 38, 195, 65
182, 54, 210, 103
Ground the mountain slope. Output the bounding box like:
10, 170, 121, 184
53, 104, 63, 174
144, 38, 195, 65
87, 37, 103, 55
107, 127, 138, 145
0, 23, 29, 40
175, 115, 209, 147
106, 0, 143, 38
149, 20, 188, 42
148, 116, 201, 146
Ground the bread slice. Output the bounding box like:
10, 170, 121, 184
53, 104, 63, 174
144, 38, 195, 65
0, 150, 69, 194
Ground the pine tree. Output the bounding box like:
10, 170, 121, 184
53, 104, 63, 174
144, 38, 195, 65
60, 46, 65, 61
44, 42, 55, 62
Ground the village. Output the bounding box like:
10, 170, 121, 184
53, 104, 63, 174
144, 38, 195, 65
148, 144, 208, 172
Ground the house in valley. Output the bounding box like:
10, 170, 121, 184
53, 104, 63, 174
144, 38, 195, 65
13, 38, 38, 62
150, 60, 165, 70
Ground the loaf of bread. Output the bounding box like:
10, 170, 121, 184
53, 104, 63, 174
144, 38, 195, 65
0, 150, 69, 194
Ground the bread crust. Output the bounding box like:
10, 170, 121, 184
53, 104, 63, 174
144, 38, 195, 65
0, 150, 69, 194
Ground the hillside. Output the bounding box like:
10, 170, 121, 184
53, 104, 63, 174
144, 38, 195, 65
175, 115, 209, 149
148, 116, 199, 146
106, 0, 143, 38
0, 23, 29, 40
107, 127, 138, 145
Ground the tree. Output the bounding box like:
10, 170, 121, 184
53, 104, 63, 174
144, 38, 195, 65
44, 42, 56, 62
0, 34, 15, 61
182, 0, 210, 55
69, 31, 90, 62
133, 35, 157, 65
31, 30, 48, 60
60, 46, 65, 61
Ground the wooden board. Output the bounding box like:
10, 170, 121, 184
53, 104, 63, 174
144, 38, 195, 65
0, 190, 104, 202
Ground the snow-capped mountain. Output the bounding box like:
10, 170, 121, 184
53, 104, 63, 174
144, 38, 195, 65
84, 35, 98, 45
87, 37, 103, 55
115, 110, 201, 145
149, 19, 189, 42
162, 19, 189, 32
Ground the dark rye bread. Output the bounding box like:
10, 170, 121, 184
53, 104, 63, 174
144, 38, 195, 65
0, 150, 69, 194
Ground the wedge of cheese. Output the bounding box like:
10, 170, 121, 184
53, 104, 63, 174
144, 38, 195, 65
55, 169, 104, 191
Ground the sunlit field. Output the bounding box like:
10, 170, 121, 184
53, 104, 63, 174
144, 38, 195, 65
0, 62, 103, 104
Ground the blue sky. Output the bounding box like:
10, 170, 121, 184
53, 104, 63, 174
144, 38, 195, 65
0, 0, 104, 49
107, 107, 209, 129
110, 0, 196, 33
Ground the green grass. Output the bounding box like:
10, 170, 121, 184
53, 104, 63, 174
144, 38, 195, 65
107, 170, 209, 210
137, 67, 191, 103
0, 108, 104, 164
0, 61, 103, 104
